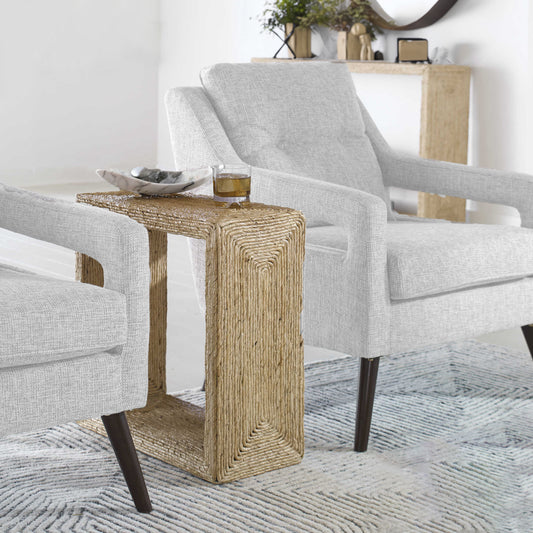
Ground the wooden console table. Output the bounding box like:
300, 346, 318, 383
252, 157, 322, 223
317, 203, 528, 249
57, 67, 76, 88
76, 192, 305, 483
252, 59, 471, 222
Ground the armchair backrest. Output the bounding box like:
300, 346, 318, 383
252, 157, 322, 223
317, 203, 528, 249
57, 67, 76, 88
165, 86, 241, 172
199, 62, 388, 204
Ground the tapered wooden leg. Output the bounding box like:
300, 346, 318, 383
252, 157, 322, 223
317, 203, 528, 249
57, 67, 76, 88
354, 357, 380, 452
102, 412, 152, 513
521, 326, 533, 360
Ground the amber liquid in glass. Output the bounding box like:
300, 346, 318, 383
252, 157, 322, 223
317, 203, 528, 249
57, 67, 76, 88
213, 173, 251, 202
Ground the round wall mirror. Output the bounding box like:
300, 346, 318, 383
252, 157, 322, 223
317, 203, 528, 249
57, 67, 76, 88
369, 0, 459, 30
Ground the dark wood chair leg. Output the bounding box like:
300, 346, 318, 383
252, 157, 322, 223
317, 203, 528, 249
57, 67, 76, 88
521, 326, 533, 360
101, 412, 152, 513
354, 357, 380, 452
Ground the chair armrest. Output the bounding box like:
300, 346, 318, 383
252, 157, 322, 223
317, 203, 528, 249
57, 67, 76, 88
0, 184, 150, 406
252, 166, 388, 242
357, 97, 533, 227
0, 184, 149, 293
251, 167, 390, 357
380, 154, 533, 227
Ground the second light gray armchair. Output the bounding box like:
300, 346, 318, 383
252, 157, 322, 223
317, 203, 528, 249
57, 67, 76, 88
0, 184, 152, 511
165, 62, 533, 452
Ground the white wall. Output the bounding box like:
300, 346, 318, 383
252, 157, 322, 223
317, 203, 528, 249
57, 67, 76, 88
157, 0, 278, 170
529, 1, 533, 172
0, 0, 160, 187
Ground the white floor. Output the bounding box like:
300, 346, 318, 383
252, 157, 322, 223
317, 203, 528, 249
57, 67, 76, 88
1, 182, 528, 392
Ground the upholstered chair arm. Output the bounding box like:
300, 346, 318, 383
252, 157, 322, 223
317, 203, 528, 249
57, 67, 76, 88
0, 184, 150, 406
252, 167, 390, 357
358, 98, 533, 227
383, 155, 533, 228
252, 166, 388, 234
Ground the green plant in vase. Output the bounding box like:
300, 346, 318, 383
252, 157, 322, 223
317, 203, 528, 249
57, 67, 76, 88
299, 0, 378, 36
300, 0, 381, 61
260, 0, 314, 58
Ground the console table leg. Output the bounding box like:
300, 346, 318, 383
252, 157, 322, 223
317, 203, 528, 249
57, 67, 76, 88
418, 67, 470, 222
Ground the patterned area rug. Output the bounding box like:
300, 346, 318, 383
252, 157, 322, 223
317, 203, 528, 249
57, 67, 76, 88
1, 341, 532, 532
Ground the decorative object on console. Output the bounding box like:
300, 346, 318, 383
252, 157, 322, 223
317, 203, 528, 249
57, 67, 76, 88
299, 0, 380, 61
430, 46, 452, 64
359, 31, 373, 60
260, 0, 314, 58
284, 23, 312, 58
304, 0, 379, 39
396, 38, 430, 63
337, 22, 366, 61
96, 167, 212, 196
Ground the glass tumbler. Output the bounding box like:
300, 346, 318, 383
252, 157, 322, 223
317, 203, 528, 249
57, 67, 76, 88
212, 164, 251, 206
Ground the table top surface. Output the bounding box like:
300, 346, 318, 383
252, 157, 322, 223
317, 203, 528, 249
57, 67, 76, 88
77, 191, 304, 238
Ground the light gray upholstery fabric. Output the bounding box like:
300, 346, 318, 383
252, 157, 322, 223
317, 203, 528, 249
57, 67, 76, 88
166, 62, 533, 360
0, 352, 123, 437
200, 63, 390, 208
308, 222, 533, 300
165, 86, 240, 171
387, 223, 533, 300
0, 183, 150, 436
252, 166, 390, 357
391, 278, 533, 352
360, 100, 533, 228
0, 263, 126, 369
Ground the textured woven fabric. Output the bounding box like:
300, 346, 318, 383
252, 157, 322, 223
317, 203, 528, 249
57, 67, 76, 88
388, 222, 533, 300
200, 62, 390, 207
360, 99, 533, 228
0, 183, 150, 428
165, 87, 240, 172
308, 222, 533, 300
391, 277, 533, 352
0, 263, 126, 368
0, 352, 123, 437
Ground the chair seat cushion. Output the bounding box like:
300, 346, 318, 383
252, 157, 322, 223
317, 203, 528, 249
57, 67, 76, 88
0, 263, 127, 368
307, 222, 533, 300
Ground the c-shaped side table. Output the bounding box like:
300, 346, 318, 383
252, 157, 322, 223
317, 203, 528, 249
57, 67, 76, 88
76, 192, 305, 483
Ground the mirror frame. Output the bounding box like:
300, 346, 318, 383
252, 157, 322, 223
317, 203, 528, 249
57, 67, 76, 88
369, 0, 459, 30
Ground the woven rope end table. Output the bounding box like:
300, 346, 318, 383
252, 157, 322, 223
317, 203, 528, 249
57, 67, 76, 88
76, 192, 305, 483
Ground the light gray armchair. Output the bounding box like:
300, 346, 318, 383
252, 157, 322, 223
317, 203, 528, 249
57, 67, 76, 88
165, 62, 533, 452
0, 183, 152, 512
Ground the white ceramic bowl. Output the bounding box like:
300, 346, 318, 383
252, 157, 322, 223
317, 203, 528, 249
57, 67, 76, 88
96, 167, 212, 196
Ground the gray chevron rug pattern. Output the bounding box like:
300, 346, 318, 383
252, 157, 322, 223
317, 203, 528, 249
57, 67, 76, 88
0, 340, 532, 532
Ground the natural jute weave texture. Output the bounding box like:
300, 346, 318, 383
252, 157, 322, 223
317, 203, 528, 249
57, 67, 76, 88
76, 192, 305, 483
